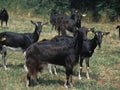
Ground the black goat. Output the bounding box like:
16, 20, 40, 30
24, 28, 86, 88
0, 8, 9, 27
0, 20, 45, 70
78, 29, 110, 80
50, 9, 69, 31
50, 9, 83, 36
48, 27, 90, 75
70, 10, 83, 28
57, 11, 83, 36
116, 25, 120, 40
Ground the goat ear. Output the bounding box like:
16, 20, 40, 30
89, 27, 95, 33
82, 13, 87, 17
116, 25, 120, 29
1, 37, 6, 41
31, 20, 37, 26
1, 8, 5, 11
103, 32, 110, 36
75, 10, 78, 12
103, 32, 110, 38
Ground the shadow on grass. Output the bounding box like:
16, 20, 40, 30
74, 73, 99, 89
0, 63, 24, 69
73, 71, 99, 80
0, 26, 9, 30
28, 77, 64, 87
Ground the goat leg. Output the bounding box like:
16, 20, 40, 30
53, 65, 57, 75
1, 20, 3, 27
2, 47, 7, 70
48, 64, 53, 75
48, 64, 57, 75
79, 57, 84, 80
32, 73, 39, 85
6, 21, 7, 27
64, 67, 73, 88
118, 29, 120, 40
85, 58, 90, 79
26, 73, 31, 87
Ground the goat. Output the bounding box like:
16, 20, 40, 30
0, 20, 45, 70
116, 25, 120, 40
50, 9, 83, 36
24, 27, 86, 88
70, 10, 83, 28
50, 9, 69, 31
78, 29, 110, 80
57, 11, 83, 36
48, 27, 90, 75
0, 8, 9, 27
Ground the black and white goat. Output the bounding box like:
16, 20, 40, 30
24, 27, 87, 88
0, 20, 45, 70
0, 8, 9, 27
78, 29, 110, 80
116, 25, 120, 40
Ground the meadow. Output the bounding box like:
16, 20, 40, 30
0, 14, 120, 90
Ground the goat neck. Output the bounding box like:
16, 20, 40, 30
74, 30, 84, 57
32, 22, 42, 42
90, 38, 97, 51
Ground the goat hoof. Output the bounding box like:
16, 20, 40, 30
87, 77, 90, 79
26, 80, 30, 87
4, 67, 9, 70
49, 71, 53, 75
64, 83, 73, 88
79, 77, 82, 80
54, 72, 57, 75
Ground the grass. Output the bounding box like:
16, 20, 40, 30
0, 14, 120, 90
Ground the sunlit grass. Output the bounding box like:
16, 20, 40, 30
0, 14, 120, 90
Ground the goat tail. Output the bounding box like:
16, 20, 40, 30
24, 58, 31, 72
23, 51, 26, 57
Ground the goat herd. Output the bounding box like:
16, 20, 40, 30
0, 8, 120, 88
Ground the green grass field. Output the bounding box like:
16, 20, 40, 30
0, 15, 120, 90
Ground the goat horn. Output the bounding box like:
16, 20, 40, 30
103, 32, 110, 35
116, 25, 120, 29
89, 27, 95, 33
30, 20, 37, 26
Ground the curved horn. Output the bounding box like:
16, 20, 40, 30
30, 20, 37, 26
89, 27, 95, 33
116, 25, 120, 29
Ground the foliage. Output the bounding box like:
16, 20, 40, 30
0, 0, 119, 22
